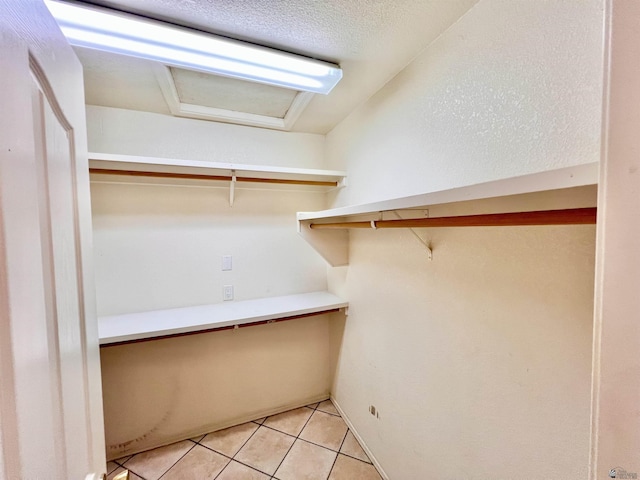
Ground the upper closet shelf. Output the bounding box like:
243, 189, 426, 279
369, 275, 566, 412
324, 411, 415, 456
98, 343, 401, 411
99, 291, 348, 346
88, 152, 347, 191
297, 162, 599, 266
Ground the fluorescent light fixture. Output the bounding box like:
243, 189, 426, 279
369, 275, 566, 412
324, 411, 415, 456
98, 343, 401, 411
44, 0, 342, 94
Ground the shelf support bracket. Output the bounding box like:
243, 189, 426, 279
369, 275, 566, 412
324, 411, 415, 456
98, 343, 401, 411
229, 170, 236, 207
391, 210, 433, 261
425, 243, 433, 261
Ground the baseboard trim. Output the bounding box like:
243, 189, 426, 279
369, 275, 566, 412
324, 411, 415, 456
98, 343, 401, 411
331, 396, 390, 480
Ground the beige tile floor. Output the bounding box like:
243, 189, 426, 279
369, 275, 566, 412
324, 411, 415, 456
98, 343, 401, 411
107, 399, 382, 480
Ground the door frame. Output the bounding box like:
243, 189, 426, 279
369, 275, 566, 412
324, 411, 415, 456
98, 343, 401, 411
590, 0, 640, 478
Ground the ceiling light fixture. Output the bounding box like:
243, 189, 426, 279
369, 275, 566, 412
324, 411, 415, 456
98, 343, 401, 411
44, 0, 343, 94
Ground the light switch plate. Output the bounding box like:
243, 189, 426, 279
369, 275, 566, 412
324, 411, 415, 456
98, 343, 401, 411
222, 255, 232, 271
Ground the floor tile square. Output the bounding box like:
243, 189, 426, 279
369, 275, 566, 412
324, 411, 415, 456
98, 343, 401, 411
234, 426, 295, 475
115, 455, 133, 465
107, 466, 144, 480
216, 460, 271, 480
200, 422, 258, 457
263, 407, 313, 436
299, 410, 348, 451
328, 454, 382, 480
316, 400, 340, 416
107, 466, 124, 480
161, 444, 229, 479
122, 440, 194, 480
340, 431, 371, 463
107, 461, 119, 475
274, 439, 337, 480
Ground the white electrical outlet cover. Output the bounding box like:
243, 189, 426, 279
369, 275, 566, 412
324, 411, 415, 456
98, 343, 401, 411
223, 285, 234, 301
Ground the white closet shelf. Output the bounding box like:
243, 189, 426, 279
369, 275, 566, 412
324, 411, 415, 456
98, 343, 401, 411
297, 162, 599, 266
298, 162, 598, 221
88, 152, 347, 190
98, 291, 348, 346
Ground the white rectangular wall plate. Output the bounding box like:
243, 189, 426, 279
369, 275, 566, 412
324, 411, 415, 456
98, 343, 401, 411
223, 285, 234, 301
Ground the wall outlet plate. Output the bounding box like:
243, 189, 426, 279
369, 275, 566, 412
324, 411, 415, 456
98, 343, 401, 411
223, 285, 234, 301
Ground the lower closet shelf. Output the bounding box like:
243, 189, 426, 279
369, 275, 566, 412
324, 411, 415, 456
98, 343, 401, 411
98, 291, 348, 346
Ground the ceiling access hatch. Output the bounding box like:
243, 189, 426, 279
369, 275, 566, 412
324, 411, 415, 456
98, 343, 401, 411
154, 65, 314, 130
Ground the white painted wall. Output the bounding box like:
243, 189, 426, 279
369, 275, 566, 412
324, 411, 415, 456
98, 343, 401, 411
87, 105, 325, 169
101, 313, 338, 459
326, 0, 604, 207
332, 218, 595, 479
88, 108, 335, 457
326, 1, 603, 478
87, 106, 330, 316
91, 182, 328, 316
88, 0, 604, 473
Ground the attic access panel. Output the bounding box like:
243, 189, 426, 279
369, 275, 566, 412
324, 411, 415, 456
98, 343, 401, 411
155, 65, 314, 130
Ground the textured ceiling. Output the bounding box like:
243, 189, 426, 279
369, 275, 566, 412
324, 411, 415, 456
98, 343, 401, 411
75, 0, 479, 134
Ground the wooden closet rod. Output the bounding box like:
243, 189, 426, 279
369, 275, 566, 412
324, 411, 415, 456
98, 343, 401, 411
309, 207, 597, 229
89, 168, 338, 187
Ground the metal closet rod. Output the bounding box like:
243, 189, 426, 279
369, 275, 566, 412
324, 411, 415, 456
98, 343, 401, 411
309, 207, 597, 230
88, 168, 338, 187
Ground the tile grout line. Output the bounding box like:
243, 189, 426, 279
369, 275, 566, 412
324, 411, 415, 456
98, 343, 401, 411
315, 399, 343, 418
113, 456, 131, 468
339, 450, 374, 465
259, 424, 374, 468
324, 417, 375, 466
223, 424, 268, 479
326, 428, 350, 480
106, 461, 120, 476
156, 441, 199, 480
267, 401, 355, 479
207, 423, 265, 480
259, 423, 348, 456
270, 402, 325, 479
116, 460, 148, 480
197, 445, 272, 480
214, 455, 268, 480
116, 401, 338, 480
331, 398, 386, 479
107, 463, 135, 480
114, 455, 145, 479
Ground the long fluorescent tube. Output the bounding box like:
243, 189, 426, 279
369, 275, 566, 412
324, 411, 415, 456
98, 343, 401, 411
44, 0, 343, 94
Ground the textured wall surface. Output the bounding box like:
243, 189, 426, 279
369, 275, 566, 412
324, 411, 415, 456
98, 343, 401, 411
91, 182, 327, 316
89, 1, 605, 473
331, 219, 595, 479
87, 106, 325, 169
325, 1, 603, 478
326, 0, 604, 207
